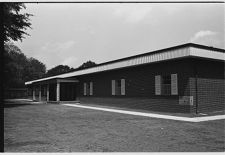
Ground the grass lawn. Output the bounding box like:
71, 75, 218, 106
4, 101, 225, 152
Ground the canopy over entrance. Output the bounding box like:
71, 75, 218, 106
26, 78, 79, 103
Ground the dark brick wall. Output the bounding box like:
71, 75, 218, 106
75, 58, 224, 113
79, 97, 191, 113
190, 59, 225, 113
78, 59, 193, 97
76, 58, 193, 113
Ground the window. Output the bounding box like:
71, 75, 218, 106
115, 80, 121, 95
155, 74, 178, 95
161, 75, 171, 95
112, 79, 125, 95
84, 82, 93, 96
86, 83, 90, 95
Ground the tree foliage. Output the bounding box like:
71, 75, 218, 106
45, 65, 74, 77
3, 2, 32, 42
24, 57, 46, 81
78, 60, 97, 69
44, 61, 97, 77
4, 43, 46, 88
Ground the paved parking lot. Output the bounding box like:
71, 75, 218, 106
4, 101, 225, 152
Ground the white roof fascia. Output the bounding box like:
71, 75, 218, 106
25, 47, 190, 85
25, 46, 190, 85
189, 47, 225, 61
58, 46, 190, 78
25, 46, 225, 85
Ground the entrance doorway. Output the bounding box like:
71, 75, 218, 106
60, 83, 76, 101
49, 83, 56, 101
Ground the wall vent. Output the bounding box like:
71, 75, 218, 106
179, 96, 193, 105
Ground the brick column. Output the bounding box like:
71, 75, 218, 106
32, 86, 36, 101
56, 82, 60, 102
47, 84, 49, 102
39, 85, 41, 101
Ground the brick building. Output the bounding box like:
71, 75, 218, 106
25, 43, 225, 114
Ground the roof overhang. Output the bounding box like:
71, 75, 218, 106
25, 43, 225, 85
25, 78, 79, 85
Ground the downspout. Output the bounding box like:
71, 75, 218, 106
194, 60, 198, 114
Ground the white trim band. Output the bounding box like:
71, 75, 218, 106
63, 104, 225, 122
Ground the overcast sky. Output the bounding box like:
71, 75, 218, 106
14, 3, 224, 70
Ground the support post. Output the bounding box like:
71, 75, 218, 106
47, 84, 49, 102
32, 86, 36, 101
56, 82, 60, 102
39, 85, 41, 101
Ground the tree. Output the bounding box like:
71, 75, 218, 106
4, 42, 28, 88
2, 3, 33, 88
45, 65, 74, 77
44, 61, 97, 77
78, 60, 97, 69
24, 57, 46, 81
3, 3, 32, 42
4, 43, 46, 88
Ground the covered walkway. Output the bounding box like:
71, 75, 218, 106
27, 78, 79, 103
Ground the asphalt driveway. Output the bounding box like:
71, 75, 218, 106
4, 101, 225, 152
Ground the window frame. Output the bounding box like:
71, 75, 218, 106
155, 74, 178, 96
161, 75, 172, 96
84, 82, 93, 96
112, 79, 125, 96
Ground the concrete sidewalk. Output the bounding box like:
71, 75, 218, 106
63, 103, 225, 122
4, 99, 43, 104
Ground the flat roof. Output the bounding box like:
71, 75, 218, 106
25, 43, 225, 85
